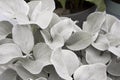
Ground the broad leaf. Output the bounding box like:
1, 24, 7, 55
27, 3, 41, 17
0, 21, 13, 40
108, 46, 120, 57
74, 63, 107, 80
14, 64, 38, 80
51, 19, 80, 41
41, 30, 64, 49
101, 14, 119, 33
66, 31, 93, 50
86, 46, 111, 64
0, 0, 29, 19
28, 0, 55, 29
83, 12, 105, 34
51, 49, 80, 80
110, 21, 120, 39
0, 43, 22, 64
92, 34, 109, 51
12, 25, 34, 54
22, 43, 52, 74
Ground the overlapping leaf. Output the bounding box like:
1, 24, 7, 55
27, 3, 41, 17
74, 63, 107, 80
51, 48, 80, 80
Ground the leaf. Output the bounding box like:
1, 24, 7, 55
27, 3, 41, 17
92, 34, 109, 51
12, 25, 34, 54
0, 43, 22, 64
86, 0, 106, 11
0, 21, 13, 40
66, 31, 93, 50
107, 56, 120, 76
101, 14, 119, 33
29, 0, 55, 29
41, 30, 64, 49
22, 43, 52, 74
51, 49, 80, 80
108, 46, 120, 57
74, 63, 107, 80
51, 19, 80, 41
14, 64, 38, 80
0, 69, 17, 80
0, 0, 29, 18
86, 46, 111, 64
110, 21, 120, 39
83, 12, 105, 34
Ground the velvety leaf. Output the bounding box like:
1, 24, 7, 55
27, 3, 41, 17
92, 34, 109, 51
29, 0, 55, 29
0, 43, 22, 64
51, 19, 80, 41
101, 14, 119, 33
12, 25, 34, 54
86, 46, 111, 64
22, 43, 52, 74
83, 12, 105, 34
0, 69, 17, 80
41, 30, 64, 49
14, 64, 38, 80
107, 57, 120, 76
46, 13, 61, 31
110, 21, 120, 39
86, 0, 106, 11
74, 63, 107, 80
0, 0, 29, 18
66, 31, 93, 50
0, 21, 13, 40
108, 46, 120, 57
51, 49, 80, 80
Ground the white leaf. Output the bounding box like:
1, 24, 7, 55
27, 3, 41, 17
62, 50, 80, 76
92, 34, 109, 51
0, 69, 17, 80
0, 43, 22, 64
83, 12, 105, 34
51, 49, 79, 80
46, 13, 61, 31
41, 30, 64, 49
66, 31, 93, 50
14, 64, 38, 80
22, 43, 52, 74
29, 0, 54, 29
108, 46, 120, 57
74, 63, 107, 80
0, 0, 29, 18
51, 19, 80, 41
0, 21, 12, 40
12, 25, 34, 54
101, 14, 119, 32
86, 46, 111, 64
110, 21, 120, 39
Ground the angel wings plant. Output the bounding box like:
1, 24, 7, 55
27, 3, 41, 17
0, 0, 119, 80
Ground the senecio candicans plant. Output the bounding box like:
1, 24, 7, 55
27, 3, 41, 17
0, 0, 120, 80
